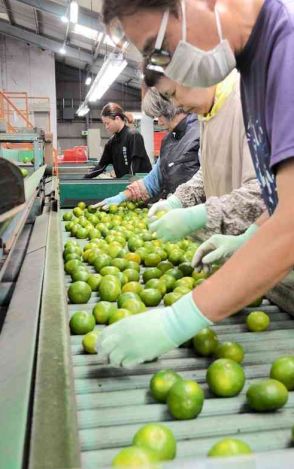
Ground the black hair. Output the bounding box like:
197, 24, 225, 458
101, 103, 126, 122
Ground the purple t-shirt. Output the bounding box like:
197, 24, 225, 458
236, 0, 294, 214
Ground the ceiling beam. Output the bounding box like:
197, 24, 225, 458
0, 20, 93, 62
0, 21, 141, 89
33, 8, 40, 35
2, 0, 14, 25
16, 0, 104, 32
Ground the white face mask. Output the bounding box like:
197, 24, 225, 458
160, 1, 236, 88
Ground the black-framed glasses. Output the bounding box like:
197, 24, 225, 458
144, 49, 171, 69
109, 10, 172, 69
144, 9, 171, 69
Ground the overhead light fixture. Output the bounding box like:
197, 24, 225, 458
87, 53, 128, 103
85, 76, 92, 86
77, 103, 90, 117
61, 15, 68, 23
70, 1, 79, 24
59, 45, 66, 55
73, 24, 102, 41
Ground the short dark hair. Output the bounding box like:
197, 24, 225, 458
101, 102, 126, 121
103, 0, 179, 25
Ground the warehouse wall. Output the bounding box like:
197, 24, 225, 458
0, 36, 57, 146
58, 121, 108, 154
55, 62, 143, 154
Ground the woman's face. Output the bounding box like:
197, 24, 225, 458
102, 116, 122, 134
156, 76, 215, 115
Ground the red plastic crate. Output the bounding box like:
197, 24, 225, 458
63, 146, 88, 163
154, 131, 167, 156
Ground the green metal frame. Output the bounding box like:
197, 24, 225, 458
0, 132, 44, 170
29, 199, 81, 469
0, 213, 48, 469
0, 178, 81, 469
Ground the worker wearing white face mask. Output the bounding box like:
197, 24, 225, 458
156, 2, 236, 88
147, 69, 265, 243
97, 0, 294, 368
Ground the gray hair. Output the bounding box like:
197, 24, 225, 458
142, 88, 186, 121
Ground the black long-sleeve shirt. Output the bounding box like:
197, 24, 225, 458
84, 125, 152, 179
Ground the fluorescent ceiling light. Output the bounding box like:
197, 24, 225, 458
59, 46, 66, 55
70, 1, 79, 24
77, 103, 90, 117
86, 53, 128, 103
61, 15, 68, 23
85, 76, 92, 86
73, 24, 102, 42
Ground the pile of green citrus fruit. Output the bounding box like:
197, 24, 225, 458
63, 201, 210, 338
62, 201, 294, 463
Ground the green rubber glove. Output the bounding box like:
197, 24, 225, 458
192, 223, 259, 269
149, 204, 207, 242
148, 195, 182, 221
98, 292, 212, 368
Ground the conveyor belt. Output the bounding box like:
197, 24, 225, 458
60, 211, 294, 468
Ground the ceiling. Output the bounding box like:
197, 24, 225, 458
0, 0, 143, 90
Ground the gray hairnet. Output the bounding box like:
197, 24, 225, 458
142, 87, 186, 121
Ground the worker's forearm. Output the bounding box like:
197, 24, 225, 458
194, 208, 294, 321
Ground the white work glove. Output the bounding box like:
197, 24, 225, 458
148, 195, 182, 221
192, 224, 258, 271
91, 192, 127, 210
149, 205, 207, 242
97, 292, 211, 368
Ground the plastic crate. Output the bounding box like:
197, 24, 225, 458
63, 146, 88, 163
154, 131, 167, 156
